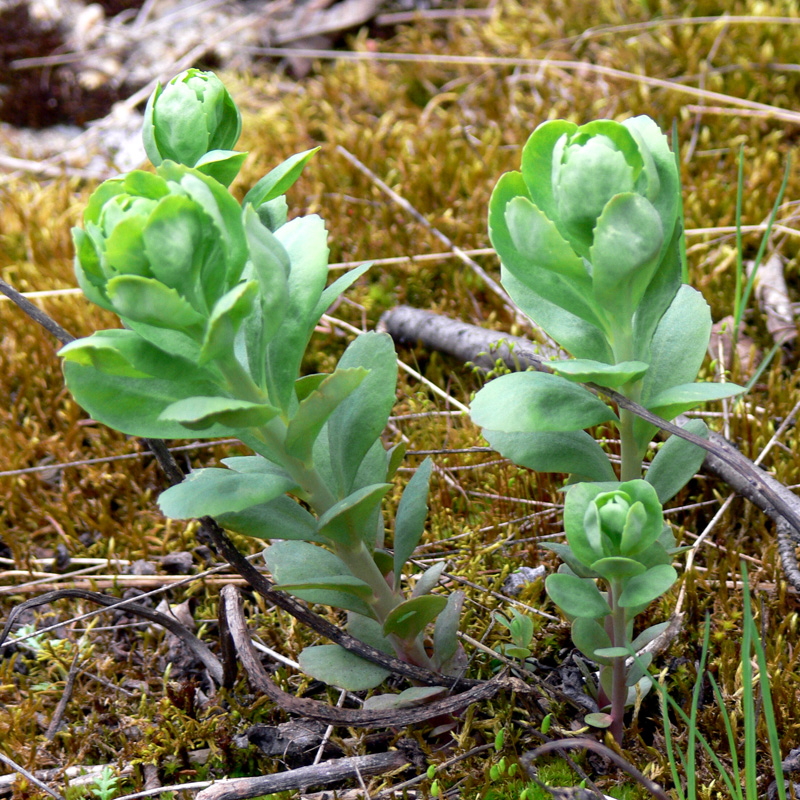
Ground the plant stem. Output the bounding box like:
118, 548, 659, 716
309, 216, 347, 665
610, 580, 627, 745
618, 407, 641, 483
612, 325, 644, 483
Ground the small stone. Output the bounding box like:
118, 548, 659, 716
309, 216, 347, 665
502, 565, 546, 596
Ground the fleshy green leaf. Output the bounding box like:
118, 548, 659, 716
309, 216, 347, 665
158, 468, 295, 519
501, 267, 613, 363
382, 595, 448, 640
634, 285, 712, 453
549, 359, 649, 388
310, 262, 373, 327
62, 361, 231, 439
241, 207, 290, 374
412, 561, 446, 598
298, 644, 389, 691
264, 215, 330, 411
347, 612, 394, 655
106, 275, 205, 331
295, 374, 328, 401
483, 429, 616, 482
624, 115, 680, 270
243, 148, 320, 208
504, 196, 590, 283
540, 542, 599, 579
256, 196, 288, 231
572, 617, 613, 664
489, 171, 608, 337
276, 575, 373, 598
264, 540, 373, 617
618, 564, 677, 608
373, 550, 394, 577
316, 483, 392, 547
200, 281, 259, 365
363, 686, 447, 710
646, 381, 745, 421
159, 396, 280, 430
285, 368, 368, 463
327, 332, 398, 495
585, 712, 613, 729
589, 193, 663, 315
471, 371, 617, 433
646, 418, 709, 503
194, 149, 248, 187
393, 458, 432, 588
589, 557, 647, 582
141, 194, 205, 310
160, 165, 248, 301
630, 621, 670, 651
433, 591, 464, 673
220, 455, 291, 477
520, 119, 577, 225
59, 330, 209, 380
562, 481, 620, 565
545, 573, 611, 619
216, 495, 322, 542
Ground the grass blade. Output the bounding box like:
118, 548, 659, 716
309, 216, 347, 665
741, 563, 758, 798
709, 673, 744, 800
743, 562, 787, 800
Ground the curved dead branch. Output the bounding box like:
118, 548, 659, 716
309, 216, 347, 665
219, 584, 528, 728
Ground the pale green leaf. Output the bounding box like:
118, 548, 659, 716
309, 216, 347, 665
646, 381, 745, 421
327, 332, 398, 495
199, 281, 259, 364
284, 368, 368, 463
298, 644, 389, 691
618, 564, 677, 608
243, 148, 320, 208
433, 591, 464, 672
471, 371, 617, 433
63, 361, 232, 439
572, 617, 613, 664
363, 686, 446, 710
646, 418, 709, 503
482, 428, 616, 482
316, 483, 392, 547
216, 495, 322, 542
158, 468, 295, 519
159, 396, 280, 430
545, 573, 611, 619
382, 595, 448, 640
549, 359, 648, 388
106, 275, 205, 331
589, 193, 663, 314
393, 458, 432, 588
412, 562, 446, 598
264, 540, 373, 617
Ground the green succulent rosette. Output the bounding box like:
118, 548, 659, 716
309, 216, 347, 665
489, 116, 682, 363
58, 152, 354, 439
69, 163, 249, 357
143, 69, 245, 186
564, 480, 674, 573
